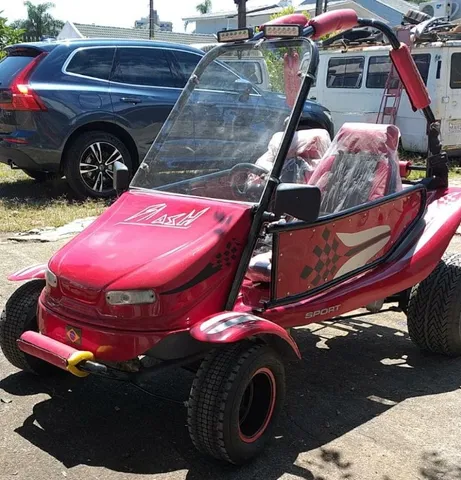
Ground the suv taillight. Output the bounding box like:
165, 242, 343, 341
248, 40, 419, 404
0, 52, 48, 112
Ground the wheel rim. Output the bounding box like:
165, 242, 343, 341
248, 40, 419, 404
79, 142, 124, 193
238, 367, 277, 443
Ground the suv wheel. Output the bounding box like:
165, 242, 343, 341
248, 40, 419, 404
64, 131, 132, 199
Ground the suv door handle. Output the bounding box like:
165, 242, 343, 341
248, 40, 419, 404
120, 97, 142, 104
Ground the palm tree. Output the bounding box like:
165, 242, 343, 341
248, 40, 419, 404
15, 2, 63, 40
196, 0, 212, 15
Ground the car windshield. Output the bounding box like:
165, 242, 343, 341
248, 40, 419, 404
131, 38, 312, 203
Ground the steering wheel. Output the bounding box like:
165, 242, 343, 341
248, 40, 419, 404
229, 163, 269, 199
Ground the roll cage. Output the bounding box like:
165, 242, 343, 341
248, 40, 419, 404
136, 9, 449, 311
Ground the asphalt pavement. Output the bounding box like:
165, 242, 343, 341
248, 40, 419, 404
1, 237, 461, 480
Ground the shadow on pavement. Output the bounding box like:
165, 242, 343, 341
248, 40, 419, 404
1, 314, 461, 479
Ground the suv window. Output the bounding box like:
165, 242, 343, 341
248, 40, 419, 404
171, 50, 202, 87
367, 54, 431, 88
451, 52, 461, 89
66, 48, 115, 81
223, 61, 263, 85
327, 57, 365, 88
112, 47, 178, 87
171, 49, 249, 92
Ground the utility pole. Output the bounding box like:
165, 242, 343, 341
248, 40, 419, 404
149, 0, 154, 39
235, 0, 247, 28
315, 0, 323, 16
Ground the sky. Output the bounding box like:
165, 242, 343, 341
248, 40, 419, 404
1, 0, 248, 32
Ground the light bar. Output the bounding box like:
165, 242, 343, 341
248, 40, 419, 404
262, 24, 303, 38
217, 27, 253, 43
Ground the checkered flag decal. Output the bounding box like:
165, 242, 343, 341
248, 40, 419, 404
300, 228, 340, 287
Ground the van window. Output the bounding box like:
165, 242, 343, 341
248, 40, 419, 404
367, 54, 431, 88
66, 48, 115, 81
327, 57, 364, 88
112, 48, 178, 87
450, 53, 461, 89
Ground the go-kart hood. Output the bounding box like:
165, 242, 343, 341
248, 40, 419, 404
48, 191, 251, 292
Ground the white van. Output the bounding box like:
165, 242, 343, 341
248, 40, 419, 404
192, 43, 271, 91
303, 40, 461, 154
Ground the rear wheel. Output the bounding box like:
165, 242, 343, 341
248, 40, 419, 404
407, 253, 461, 356
187, 342, 285, 465
64, 131, 132, 199
0, 280, 56, 375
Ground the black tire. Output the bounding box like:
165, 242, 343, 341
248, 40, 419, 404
407, 252, 461, 356
64, 131, 132, 199
0, 280, 56, 374
187, 342, 285, 465
22, 169, 55, 182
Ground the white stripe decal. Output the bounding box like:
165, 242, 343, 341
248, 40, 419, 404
206, 316, 255, 335
199, 312, 239, 332
334, 237, 390, 278
337, 225, 391, 247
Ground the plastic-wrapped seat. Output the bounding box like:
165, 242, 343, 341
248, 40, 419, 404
246, 123, 403, 284
307, 123, 402, 214
255, 129, 332, 183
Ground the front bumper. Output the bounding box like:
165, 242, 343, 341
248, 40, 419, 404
37, 300, 183, 362
18, 330, 94, 377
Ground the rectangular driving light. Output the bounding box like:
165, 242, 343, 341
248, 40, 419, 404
262, 24, 303, 38
217, 28, 253, 43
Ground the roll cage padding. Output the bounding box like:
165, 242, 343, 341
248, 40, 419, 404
308, 9, 359, 39
390, 44, 431, 111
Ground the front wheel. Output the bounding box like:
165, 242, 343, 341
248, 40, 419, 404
0, 280, 57, 375
407, 253, 461, 356
187, 342, 285, 465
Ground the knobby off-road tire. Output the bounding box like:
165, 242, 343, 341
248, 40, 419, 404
187, 342, 285, 465
407, 252, 461, 356
0, 280, 55, 374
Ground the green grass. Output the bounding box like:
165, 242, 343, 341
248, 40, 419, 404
0, 165, 108, 233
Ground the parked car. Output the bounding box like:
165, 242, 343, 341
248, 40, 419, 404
0, 39, 334, 199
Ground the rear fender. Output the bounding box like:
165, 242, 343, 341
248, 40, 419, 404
8, 264, 47, 282
190, 311, 301, 360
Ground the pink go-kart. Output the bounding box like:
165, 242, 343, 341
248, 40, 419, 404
2, 10, 461, 465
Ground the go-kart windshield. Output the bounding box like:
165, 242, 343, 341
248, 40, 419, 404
130, 39, 313, 203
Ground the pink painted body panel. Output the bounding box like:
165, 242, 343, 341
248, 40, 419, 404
190, 311, 300, 358
11, 185, 461, 364
37, 297, 182, 361
274, 189, 423, 298
8, 264, 47, 282
247, 187, 461, 328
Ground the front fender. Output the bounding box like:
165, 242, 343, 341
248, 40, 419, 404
190, 311, 301, 359
8, 264, 47, 282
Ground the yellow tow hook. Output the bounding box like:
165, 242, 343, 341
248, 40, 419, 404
66, 351, 95, 377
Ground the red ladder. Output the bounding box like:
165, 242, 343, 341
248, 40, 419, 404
376, 29, 412, 125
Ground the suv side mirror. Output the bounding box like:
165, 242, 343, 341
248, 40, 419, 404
274, 183, 321, 223
113, 161, 130, 195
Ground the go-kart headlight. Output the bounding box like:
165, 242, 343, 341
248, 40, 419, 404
106, 290, 156, 306
45, 268, 58, 288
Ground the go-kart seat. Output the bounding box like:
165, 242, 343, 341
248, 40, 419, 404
307, 123, 402, 214
246, 123, 402, 284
